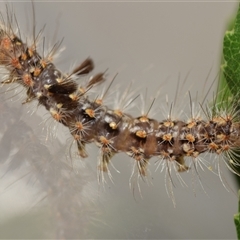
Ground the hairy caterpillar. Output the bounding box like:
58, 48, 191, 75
0, 2, 239, 239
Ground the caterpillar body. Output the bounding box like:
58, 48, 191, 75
0, 2, 239, 239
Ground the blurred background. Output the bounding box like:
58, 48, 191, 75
0, 1, 239, 239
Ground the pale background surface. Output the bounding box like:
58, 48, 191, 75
0, 1, 239, 239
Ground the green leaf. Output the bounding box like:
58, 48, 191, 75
222, 4, 240, 95
234, 190, 240, 240
220, 4, 240, 190
221, 4, 240, 240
